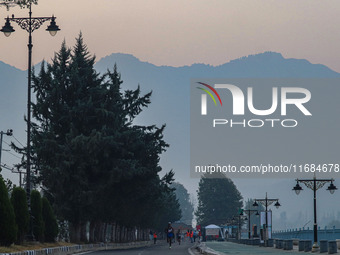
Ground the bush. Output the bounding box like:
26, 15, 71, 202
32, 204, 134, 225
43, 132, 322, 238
42, 197, 58, 242
11, 187, 29, 244
0, 177, 17, 245
31, 190, 44, 241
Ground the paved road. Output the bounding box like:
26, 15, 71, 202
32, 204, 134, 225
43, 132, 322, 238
88, 240, 194, 255
205, 241, 313, 254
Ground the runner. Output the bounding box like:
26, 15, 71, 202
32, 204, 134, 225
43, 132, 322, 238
176, 229, 181, 245
186, 230, 190, 241
198, 229, 202, 243
166, 222, 175, 249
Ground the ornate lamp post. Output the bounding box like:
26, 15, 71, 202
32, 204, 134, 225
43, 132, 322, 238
253, 193, 280, 246
1, 1, 60, 239
293, 176, 337, 251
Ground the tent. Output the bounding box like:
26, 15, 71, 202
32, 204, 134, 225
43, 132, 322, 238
205, 224, 224, 239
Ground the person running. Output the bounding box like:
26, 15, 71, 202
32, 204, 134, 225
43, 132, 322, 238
186, 230, 190, 241
153, 231, 157, 244
176, 229, 181, 245
198, 229, 202, 243
149, 230, 153, 241
193, 230, 197, 242
166, 222, 175, 249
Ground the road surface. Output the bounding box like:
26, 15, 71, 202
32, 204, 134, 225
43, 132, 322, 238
88, 240, 195, 255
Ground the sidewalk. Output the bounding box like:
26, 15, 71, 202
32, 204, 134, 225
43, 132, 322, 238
201, 241, 314, 254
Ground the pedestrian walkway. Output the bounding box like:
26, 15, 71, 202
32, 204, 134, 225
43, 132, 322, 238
205, 241, 313, 254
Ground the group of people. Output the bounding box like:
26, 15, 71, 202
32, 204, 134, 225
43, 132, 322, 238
149, 230, 158, 244
165, 222, 201, 249
150, 222, 201, 249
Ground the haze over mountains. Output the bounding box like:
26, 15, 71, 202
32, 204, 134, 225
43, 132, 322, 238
1, 51, 339, 230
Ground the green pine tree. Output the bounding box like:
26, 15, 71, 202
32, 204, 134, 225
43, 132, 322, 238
195, 173, 243, 226
11, 187, 29, 244
171, 182, 194, 225
30, 34, 172, 242
0, 176, 17, 246
42, 197, 58, 242
31, 190, 44, 241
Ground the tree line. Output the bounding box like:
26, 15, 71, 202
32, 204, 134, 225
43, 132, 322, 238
10, 34, 182, 243
0, 175, 58, 246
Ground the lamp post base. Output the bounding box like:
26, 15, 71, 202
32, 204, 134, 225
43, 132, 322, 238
312, 242, 319, 252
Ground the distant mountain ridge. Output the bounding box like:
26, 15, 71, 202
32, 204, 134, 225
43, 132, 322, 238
96, 51, 340, 78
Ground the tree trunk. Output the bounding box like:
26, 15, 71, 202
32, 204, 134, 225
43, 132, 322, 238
80, 222, 88, 243
93, 221, 100, 242
110, 223, 114, 242
119, 225, 123, 243
96, 221, 104, 242
69, 222, 81, 243
102, 222, 107, 242
115, 223, 119, 243
89, 221, 95, 243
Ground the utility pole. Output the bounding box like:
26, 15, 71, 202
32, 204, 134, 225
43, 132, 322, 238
0, 129, 13, 166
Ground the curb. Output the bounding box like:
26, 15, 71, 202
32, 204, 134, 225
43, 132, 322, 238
188, 247, 196, 255
0, 241, 151, 255
193, 243, 222, 255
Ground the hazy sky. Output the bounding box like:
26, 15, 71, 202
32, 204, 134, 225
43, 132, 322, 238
0, 0, 340, 72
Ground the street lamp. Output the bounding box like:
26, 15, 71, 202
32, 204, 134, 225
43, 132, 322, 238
243, 209, 259, 239
1, 16, 14, 36
293, 181, 303, 195
46, 15, 60, 36
274, 201, 281, 209
253, 192, 280, 246
293, 176, 337, 251
1, 2, 60, 240
0, 129, 13, 165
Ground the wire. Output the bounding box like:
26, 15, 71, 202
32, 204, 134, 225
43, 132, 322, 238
12, 135, 25, 148
1, 140, 23, 159
4, 150, 22, 160
0, 163, 23, 174
1, 137, 24, 160
0, 163, 15, 171
2, 140, 11, 147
